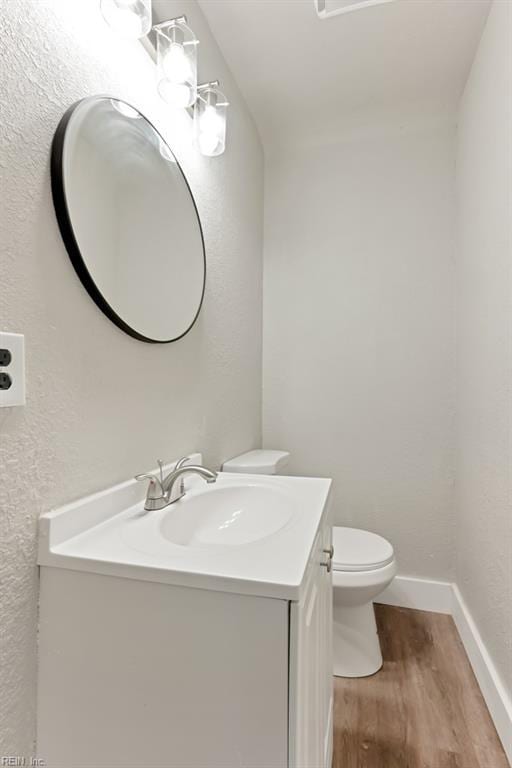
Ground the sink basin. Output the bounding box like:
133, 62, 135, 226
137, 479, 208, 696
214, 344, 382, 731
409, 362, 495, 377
160, 484, 294, 548
39, 454, 332, 600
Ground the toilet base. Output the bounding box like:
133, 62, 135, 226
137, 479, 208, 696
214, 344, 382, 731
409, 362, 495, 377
333, 601, 383, 678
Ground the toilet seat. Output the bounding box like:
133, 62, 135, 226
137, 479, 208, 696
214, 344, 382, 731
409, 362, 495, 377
332, 527, 394, 572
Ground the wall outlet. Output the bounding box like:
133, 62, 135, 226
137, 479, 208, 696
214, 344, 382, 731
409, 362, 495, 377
0, 332, 25, 407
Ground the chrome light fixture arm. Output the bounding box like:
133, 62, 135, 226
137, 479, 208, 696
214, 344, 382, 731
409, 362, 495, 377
152, 15, 188, 33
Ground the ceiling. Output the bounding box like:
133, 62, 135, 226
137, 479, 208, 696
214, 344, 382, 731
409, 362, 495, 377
197, 0, 491, 148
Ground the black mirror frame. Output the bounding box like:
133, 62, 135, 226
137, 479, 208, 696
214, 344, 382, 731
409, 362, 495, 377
50, 96, 207, 344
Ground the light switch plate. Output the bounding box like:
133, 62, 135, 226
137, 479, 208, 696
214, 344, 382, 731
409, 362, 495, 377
0, 332, 25, 407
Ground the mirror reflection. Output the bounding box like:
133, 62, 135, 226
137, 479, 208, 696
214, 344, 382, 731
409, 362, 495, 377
52, 96, 206, 343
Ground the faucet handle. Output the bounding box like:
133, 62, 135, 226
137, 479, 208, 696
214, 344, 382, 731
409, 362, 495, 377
135, 473, 165, 510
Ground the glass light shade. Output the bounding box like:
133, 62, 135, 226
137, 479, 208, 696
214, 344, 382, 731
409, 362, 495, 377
194, 87, 228, 157
156, 20, 198, 109
100, 0, 151, 39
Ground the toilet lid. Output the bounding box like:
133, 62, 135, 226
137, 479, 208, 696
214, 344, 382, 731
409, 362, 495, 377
332, 527, 394, 572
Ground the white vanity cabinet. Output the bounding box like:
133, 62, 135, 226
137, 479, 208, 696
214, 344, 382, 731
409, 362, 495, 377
290, 524, 334, 768
37, 468, 333, 768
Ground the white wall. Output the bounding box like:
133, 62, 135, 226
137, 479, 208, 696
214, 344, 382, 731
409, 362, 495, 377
0, 0, 263, 754
263, 106, 456, 580
456, 0, 512, 697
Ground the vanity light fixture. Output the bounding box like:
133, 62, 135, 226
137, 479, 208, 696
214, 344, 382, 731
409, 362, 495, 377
194, 82, 229, 157
100, 0, 152, 38
154, 16, 199, 109
100, 5, 228, 156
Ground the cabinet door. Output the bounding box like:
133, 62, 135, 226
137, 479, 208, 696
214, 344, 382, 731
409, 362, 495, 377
38, 570, 289, 768
319, 520, 334, 767
289, 516, 333, 768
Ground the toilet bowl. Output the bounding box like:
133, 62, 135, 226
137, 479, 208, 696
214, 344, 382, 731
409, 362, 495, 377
222, 451, 397, 678
332, 526, 396, 677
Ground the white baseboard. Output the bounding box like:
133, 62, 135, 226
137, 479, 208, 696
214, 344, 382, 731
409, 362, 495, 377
451, 584, 512, 766
378, 574, 453, 614
376, 574, 512, 766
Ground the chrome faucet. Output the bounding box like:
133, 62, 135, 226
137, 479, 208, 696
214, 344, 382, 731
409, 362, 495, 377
135, 456, 217, 511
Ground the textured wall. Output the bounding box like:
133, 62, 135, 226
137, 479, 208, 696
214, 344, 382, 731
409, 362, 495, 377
456, 0, 512, 695
263, 106, 456, 580
0, 0, 263, 754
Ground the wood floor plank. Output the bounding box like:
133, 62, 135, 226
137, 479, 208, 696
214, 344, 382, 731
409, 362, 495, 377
332, 604, 509, 768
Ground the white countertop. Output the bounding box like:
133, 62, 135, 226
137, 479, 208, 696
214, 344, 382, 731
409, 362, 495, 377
38, 456, 332, 601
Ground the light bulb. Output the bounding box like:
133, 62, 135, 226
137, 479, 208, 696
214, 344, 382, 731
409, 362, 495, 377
200, 105, 223, 136
198, 131, 221, 157
162, 42, 193, 83
100, 0, 151, 39
156, 19, 198, 109
198, 105, 223, 155
158, 80, 194, 109
194, 87, 228, 157
111, 8, 142, 36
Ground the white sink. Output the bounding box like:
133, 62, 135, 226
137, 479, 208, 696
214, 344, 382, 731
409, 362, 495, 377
160, 484, 294, 548
38, 453, 332, 600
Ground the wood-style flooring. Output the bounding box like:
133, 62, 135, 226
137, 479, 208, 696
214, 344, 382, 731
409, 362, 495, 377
333, 604, 508, 768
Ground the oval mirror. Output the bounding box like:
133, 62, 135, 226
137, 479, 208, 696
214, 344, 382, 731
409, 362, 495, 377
51, 96, 206, 343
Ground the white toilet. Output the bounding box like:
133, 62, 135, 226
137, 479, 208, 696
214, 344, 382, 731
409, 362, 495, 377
223, 449, 397, 678
331, 526, 396, 677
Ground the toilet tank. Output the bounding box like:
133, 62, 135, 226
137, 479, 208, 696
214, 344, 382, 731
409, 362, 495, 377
222, 449, 290, 475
